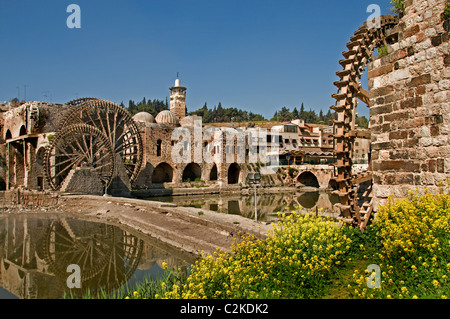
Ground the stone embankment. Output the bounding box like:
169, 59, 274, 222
0, 190, 272, 257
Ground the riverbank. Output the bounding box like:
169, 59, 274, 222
125, 189, 450, 300
0, 190, 272, 257
131, 184, 308, 198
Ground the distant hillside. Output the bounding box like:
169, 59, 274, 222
124, 98, 368, 129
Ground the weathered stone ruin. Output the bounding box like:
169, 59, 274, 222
369, 0, 450, 208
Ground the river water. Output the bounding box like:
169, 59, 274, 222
148, 191, 341, 223
0, 214, 194, 299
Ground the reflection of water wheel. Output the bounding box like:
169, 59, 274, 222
43, 219, 115, 282
89, 231, 144, 295
43, 218, 144, 296
43, 124, 115, 191
60, 99, 143, 184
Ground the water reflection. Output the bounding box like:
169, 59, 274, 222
149, 191, 341, 222
0, 215, 191, 299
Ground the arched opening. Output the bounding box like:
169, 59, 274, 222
152, 163, 173, 183
209, 164, 218, 181
19, 125, 27, 136
156, 140, 162, 157
35, 147, 46, 190
182, 163, 201, 182
5, 130, 12, 140
227, 163, 240, 185
297, 171, 320, 188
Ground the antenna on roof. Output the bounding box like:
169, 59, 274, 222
177, 72, 179, 78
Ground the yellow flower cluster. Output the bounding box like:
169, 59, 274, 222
125, 291, 142, 299
350, 189, 450, 299
162, 212, 353, 299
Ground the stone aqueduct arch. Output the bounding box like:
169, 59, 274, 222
147, 161, 245, 186
152, 162, 173, 183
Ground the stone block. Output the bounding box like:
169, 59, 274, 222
407, 73, 432, 87
372, 160, 420, 172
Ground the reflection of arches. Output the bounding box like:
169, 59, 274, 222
328, 179, 338, 191
19, 125, 27, 136
228, 200, 241, 215
227, 163, 240, 185
297, 172, 320, 188
182, 163, 202, 182
297, 192, 320, 209
152, 163, 173, 183
328, 192, 340, 206
209, 164, 218, 181
5, 130, 12, 140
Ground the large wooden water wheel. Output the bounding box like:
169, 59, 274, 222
60, 99, 143, 184
43, 98, 143, 191
331, 15, 399, 232
43, 124, 115, 191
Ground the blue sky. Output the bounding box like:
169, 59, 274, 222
0, 0, 393, 119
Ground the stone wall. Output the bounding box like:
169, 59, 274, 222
134, 121, 250, 189
368, 0, 450, 209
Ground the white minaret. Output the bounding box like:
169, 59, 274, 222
169, 76, 186, 120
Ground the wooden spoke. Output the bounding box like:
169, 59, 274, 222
44, 124, 115, 191
58, 99, 143, 184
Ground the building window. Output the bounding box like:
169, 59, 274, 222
284, 125, 297, 133
156, 140, 162, 157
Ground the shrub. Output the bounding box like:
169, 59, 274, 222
161, 213, 353, 299
349, 190, 450, 299
390, 0, 405, 15
376, 46, 389, 59
444, 3, 450, 21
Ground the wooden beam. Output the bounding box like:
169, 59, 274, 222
349, 82, 370, 105
352, 172, 373, 185
357, 87, 370, 105
348, 129, 371, 139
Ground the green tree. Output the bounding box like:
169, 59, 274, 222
356, 116, 369, 129
292, 107, 299, 119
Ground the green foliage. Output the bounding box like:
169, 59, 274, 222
126, 97, 169, 116
126, 95, 357, 128
390, 0, 405, 15
188, 102, 266, 123
376, 46, 389, 60
444, 2, 450, 21
161, 213, 354, 299
71, 264, 186, 299
348, 190, 450, 299
271, 104, 337, 124
355, 115, 369, 129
